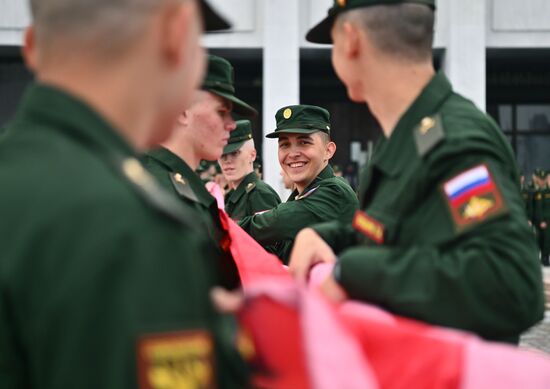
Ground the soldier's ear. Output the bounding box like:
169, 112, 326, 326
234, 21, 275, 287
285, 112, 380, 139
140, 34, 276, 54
22, 26, 38, 72
159, 1, 197, 69
250, 148, 257, 163
341, 21, 361, 60
325, 141, 336, 160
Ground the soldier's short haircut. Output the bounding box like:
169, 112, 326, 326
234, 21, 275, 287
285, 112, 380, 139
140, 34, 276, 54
29, 0, 176, 55
317, 131, 331, 145
338, 4, 435, 63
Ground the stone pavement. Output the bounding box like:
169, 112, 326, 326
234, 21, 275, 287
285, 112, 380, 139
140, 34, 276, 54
519, 267, 550, 354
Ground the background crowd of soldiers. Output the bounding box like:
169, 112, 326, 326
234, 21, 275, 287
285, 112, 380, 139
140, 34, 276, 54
522, 168, 550, 266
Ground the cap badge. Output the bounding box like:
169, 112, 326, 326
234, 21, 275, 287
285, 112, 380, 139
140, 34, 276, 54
419, 116, 435, 135
337, 0, 346, 7
283, 108, 292, 120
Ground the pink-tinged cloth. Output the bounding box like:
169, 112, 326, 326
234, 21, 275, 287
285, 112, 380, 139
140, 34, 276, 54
220, 209, 550, 388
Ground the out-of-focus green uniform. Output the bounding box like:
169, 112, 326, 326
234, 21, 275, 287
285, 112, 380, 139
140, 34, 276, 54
225, 172, 281, 221
143, 147, 240, 289
239, 166, 359, 263
312, 72, 545, 343
0, 84, 247, 388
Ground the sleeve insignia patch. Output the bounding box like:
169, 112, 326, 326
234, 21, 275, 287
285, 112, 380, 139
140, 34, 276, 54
137, 330, 215, 389
441, 164, 508, 232
352, 210, 384, 244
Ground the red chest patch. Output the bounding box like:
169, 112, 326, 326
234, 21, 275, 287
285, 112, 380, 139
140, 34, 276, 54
352, 211, 385, 244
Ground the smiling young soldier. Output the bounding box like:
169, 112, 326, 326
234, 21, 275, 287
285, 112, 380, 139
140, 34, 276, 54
239, 105, 359, 264
289, 0, 544, 343
219, 119, 281, 221
144, 54, 257, 289
0, 0, 250, 387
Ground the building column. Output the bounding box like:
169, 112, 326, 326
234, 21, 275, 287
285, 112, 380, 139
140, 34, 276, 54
443, 0, 486, 111
262, 0, 300, 198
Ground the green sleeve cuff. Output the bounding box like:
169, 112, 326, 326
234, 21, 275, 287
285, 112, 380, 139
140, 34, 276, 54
311, 220, 357, 254
338, 245, 391, 304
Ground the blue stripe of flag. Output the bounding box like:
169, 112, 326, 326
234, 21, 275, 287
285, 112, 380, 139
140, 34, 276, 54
448, 176, 490, 200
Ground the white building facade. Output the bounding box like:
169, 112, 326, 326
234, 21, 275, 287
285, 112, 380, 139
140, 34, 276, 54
1, 0, 550, 194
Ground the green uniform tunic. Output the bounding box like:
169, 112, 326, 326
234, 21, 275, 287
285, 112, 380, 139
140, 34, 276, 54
521, 181, 535, 223
225, 171, 281, 221
313, 72, 544, 343
239, 165, 359, 264
143, 147, 240, 289
0, 84, 247, 388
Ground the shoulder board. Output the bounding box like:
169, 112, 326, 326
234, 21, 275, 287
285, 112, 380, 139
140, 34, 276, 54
413, 114, 445, 157
245, 182, 256, 193
170, 172, 199, 203
295, 185, 320, 201
117, 157, 195, 227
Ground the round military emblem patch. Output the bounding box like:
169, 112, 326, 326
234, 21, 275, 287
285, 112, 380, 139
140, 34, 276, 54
283, 108, 292, 119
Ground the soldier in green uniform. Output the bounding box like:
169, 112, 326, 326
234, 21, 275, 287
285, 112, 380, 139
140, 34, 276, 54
0, 1, 249, 388
533, 169, 550, 266
289, 0, 544, 343
219, 120, 281, 220
143, 54, 257, 288
239, 105, 359, 264
520, 174, 535, 226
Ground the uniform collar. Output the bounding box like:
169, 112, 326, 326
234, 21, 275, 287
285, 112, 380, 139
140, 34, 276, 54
227, 171, 258, 205
371, 71, 453, 177
147, 147, 190, 175
147, 147, 216, 207
14, 83, 137, 159
289, 164, 334, 201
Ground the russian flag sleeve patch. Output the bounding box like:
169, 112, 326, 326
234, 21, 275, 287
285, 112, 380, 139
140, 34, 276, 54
441, 164, 508, 232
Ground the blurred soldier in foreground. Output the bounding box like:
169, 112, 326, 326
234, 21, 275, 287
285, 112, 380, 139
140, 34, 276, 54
239, 105, 359, 264
143, 54, 257, 288
0, 0, 249, 387
219, 120, 281, 221
289, 0, 544, 343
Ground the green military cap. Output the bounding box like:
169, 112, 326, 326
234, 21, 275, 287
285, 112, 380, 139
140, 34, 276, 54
266, 105, 331, 138
306, 0, 436, 44
223, 120, 254, 155
200, 0, 231, 32
202, 55, 258, 118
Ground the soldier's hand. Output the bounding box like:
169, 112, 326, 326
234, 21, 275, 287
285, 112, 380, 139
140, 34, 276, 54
541, 222, 547, 229
320, 275, 348, 303
288, 228, 337, 283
